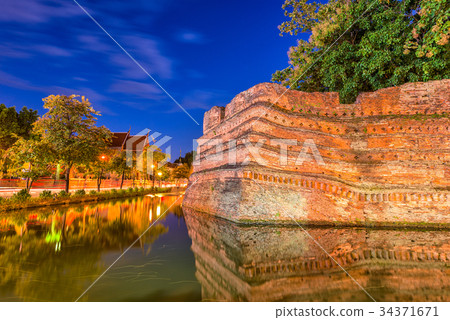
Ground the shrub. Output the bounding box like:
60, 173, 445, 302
110, 189, 118, 194
138, 187, 144, 192
118, 189, 126, 195
39, 190, 53, 199
57, 190, 70, 198
134, 187, 139, 192
74, 189, 86, 196
12, 189, 31, 202
89, 190, 97, 195
127, 187, 134, 193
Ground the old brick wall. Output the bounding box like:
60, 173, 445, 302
185, 80, 450, 226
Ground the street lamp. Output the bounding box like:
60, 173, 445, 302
158, 171, 162, 188
151, 164, 156, 188
98, 155, 107, 191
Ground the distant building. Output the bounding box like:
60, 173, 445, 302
110, 130, 149, 152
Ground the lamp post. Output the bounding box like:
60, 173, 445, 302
151, 164, 155, 188
98, 155, 107, 192
158, 171, 162, 188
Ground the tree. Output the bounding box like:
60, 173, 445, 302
34, 95, 112, 192
272, 0, 450, 103
144, 146, 170, 188
0, 104, 38, 176
174, 151, 194, 168
90, 149, 111, 192
110, 150, 131, 189
172, 163, 191, 180
404, 0, 450, 59
0, 104, 38, 150
7, 136, 56, 191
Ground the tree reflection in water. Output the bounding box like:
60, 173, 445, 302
4, 199, 445, 302
0, 196, 178, 301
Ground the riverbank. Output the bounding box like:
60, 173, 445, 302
0, 187, 179, 213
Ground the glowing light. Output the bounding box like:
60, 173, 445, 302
156, 205, 161, 217
157, 172, 162, 176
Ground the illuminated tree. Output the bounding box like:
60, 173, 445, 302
35, 95, 112, 192
85, 151, 112, 192
7, 136, 56, 191
172, 163, 191, 180
110, 151, 131, 189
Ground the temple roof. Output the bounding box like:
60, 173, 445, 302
110, 131, 149, 151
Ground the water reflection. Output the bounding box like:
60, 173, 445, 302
1, 198, 448, 302
183, 208, 450, 302
0, 196, 199, 302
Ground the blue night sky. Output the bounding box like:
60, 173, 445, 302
0, 0, 309, 157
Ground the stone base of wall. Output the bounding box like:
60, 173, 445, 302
184, 80, 450, 227
184, 168, 450, 228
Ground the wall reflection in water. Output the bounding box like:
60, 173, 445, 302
1, 197, 448, 302
183, 208, 450, 302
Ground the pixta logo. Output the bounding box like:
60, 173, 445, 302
192, 138, 325, 167
126, 129, 172, 174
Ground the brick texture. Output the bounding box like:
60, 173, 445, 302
184, 80, 450, 227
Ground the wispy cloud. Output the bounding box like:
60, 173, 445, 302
0, 0, 83, 23
0, 70, 116, 115
77, 34, 113, 53
0, 0, 210, 120
0, 70, 38, 91
33, 45, 73, 57
0, 44, 32, 59
109, 79, 163, 100
110, 35, 173, 80
180, 89, 228, 110
73, 76, 89, 82
176, 30, 206, 44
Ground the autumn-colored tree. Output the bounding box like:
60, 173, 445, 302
34, 95, 112, 192
273, 0, 449, 103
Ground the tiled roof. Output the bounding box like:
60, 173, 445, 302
110, 132, 129, 149
110, 131, 149, 151
124, 135, 148, 151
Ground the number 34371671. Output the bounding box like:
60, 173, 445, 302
379, 306, 438, 317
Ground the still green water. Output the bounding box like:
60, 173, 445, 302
0, 196, 448, 302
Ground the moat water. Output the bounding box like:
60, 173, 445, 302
0, 196, 448, 301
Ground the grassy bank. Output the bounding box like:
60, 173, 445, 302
0, 187, 172, 212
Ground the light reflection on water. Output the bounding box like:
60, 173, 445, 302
0, 196, 448, 302
0, 195, 200, 302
